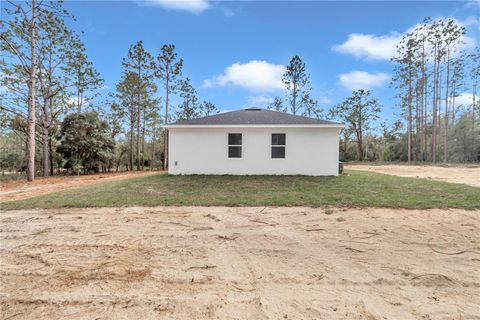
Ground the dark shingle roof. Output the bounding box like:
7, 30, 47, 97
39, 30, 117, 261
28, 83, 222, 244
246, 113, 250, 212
170, 108, 342, 126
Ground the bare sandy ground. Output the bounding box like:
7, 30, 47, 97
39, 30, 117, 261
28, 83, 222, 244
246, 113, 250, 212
347, 164, 480, 187
1, 206, 479, 319
0, 171, 158, 203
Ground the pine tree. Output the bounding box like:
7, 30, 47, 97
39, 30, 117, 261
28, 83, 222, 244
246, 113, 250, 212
156, 44, 183, 169
67, 34, 104, 113
267, 97, 287, 113
301, 93, 323, 119
176, 78, 199, 120
282, 55, 310, 115
122, 41, 156, 170
199, 101, 219, 117
392, 34, 419, 162
1, 0, 74, 181
330, 90, 381, 161
115, 72, 140, 171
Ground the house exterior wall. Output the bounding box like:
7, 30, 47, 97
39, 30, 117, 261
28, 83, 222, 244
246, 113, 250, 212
167, 126, 341, 176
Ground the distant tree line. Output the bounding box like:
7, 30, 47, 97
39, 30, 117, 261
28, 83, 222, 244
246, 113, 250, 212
269, 18, 479, 163
111, 42, 219, 172
391, 18, 479, 163
0, 0, 218, 180
1, 0, 105, 180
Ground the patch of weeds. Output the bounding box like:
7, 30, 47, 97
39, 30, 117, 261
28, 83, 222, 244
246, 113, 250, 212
336, 217, 346, 222
324, 207, 334, 215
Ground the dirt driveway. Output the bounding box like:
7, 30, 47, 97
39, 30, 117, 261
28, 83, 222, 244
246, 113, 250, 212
0, 171, 158, 203
1, 206, 479, 319
347, 164, 480, 187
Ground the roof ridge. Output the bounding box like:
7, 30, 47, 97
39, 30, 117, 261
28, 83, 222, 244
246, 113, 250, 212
170, 108, 343, 126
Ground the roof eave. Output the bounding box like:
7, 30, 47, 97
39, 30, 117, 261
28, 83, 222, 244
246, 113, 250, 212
164, 124, 345, 129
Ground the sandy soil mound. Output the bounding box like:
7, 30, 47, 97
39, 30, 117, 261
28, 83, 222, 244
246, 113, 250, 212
1, 206, 479, 319
347, 164, 480, 187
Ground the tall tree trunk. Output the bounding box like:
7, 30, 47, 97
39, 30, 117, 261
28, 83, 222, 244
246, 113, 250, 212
342, 131, 348, 158
129, 94, 135, 171
41, 97, 50, 177
136, 97, 141, 171
292, 82, 297, 115
432, 45, 438, 163
413, 80, 421, 161
473, 81, 477, 150
130, 121, 134, 171
151, 127, 155, 170
443, 48, 451, 163
423, 73, 428, 162
421, 40, 427, 162
357, 134, 363, 161
407, 80, 413, 163
26, 0, 37, 182
49, 136, 54, 176
77, 85, 81, 113
451, 80, 456, 125
136, 61, 142, 171
358, 102, 363, 161
141, 104, 146, 170
164, 76, 169, 170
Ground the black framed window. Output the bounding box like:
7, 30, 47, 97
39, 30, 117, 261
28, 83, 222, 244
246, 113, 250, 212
228, 133, 242, 158
271, 133, 286, 159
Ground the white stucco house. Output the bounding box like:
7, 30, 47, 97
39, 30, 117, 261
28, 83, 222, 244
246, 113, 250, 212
164, 108, 344, 176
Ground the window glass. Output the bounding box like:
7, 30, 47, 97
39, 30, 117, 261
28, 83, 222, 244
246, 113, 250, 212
272, 133, 286, 145
272, 146, 285, 158
228, 133, 242, 146
228, 146, 242, 158
228, 133, 242, 158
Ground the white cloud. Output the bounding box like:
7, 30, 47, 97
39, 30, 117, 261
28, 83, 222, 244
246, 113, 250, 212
338, 71, 390, 91
452, 92, 475, 107
333, 17, 478, 61
332, 32, 402, 61
203, 60, 285, 92
245, 95, 274, 108
145, 0, 210, 14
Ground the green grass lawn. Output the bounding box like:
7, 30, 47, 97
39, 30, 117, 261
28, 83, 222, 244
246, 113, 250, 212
2, 170, 479, 210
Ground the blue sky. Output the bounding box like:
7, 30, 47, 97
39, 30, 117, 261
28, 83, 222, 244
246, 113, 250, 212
62, 0, 480, 122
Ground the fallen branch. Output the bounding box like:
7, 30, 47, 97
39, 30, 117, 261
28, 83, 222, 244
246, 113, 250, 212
187, 226, 214, 233
231, 284, 256, 292
346, 230, 381, 240
306, 228, 325, 232
344, 247, 371, 253
250, 219, 277, 226
217, 235, 238, 241
185, 265, 217, 271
